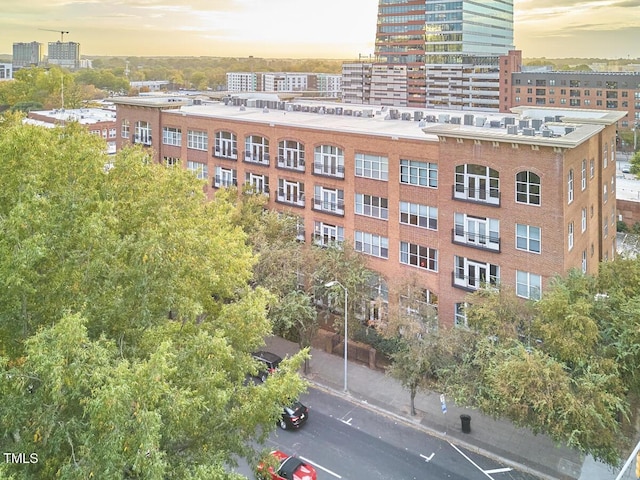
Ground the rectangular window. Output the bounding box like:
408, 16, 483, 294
581, 208, 587, 232
213, 166, 236, 187
581, 159, 586, 190
314, 145, 345, 178
400, 242, 438, 272
582, 250, 587, 273
355, 231, 389, 259
277, 179, 305, 207
453, 256, 499, 290
568, 222, 574, 250
454, 303, 467, 327
355, 153, 388, 181
314, 221, 344, 246
603, 184, 608, 203
187, 130, 208, 151
121, 119, 130, 139
454, 213, 500, 251
590, 159, 595, 178
567, 169, 574, 204
355, 193, 389, 220
516, 224, 541, 253
516, 271, 541, 300
214, 131, 238, 160
400, 159, 437, 188
400, 201, 437, 230
187, 161, 208, 180
244, 172, 269, 195
163, 126, 182, 146
314, 186, 344, 215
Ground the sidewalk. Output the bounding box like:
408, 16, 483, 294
264, 335, 622, 480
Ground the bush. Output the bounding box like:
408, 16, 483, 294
617, 220, 629, 233
352, 326, 402, 358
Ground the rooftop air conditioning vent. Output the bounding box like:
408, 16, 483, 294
523, 127, 535, 136
507, 125, 518, 135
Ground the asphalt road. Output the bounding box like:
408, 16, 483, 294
233, 386, 542, 480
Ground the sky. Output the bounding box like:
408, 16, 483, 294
1, 0, 640, 60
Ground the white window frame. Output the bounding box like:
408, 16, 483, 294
567, 169, 574, 204
187, 129, 208, 151
516, 271, 541, 300
314, 221, 344, 246
314, 186, 344, 215
163, 126, 182, 146
515, 224, 541, 254
121, 119, 130, 139
454, 164, 500, 205
400, 242, 438, 272
454, 213, 500, 251
355, 194, 389, 220
355, 153, 389, 181
581, 208, 587, 232
399, 201, 437, 230
187, 160, 208, 180
134, 120, 151, 145
454, 302, 468, 327
581, 250, 587, 273
278, 140, 305, 171
568, 221, 574, 250
355, 231, 389, 259
453, 256, 500, 290
245, 135, 270, 165
277, 178, 305, 207
244, 172, 269, 195
581, 159, 587, 190
314, 145, 345, 178
214, 131, 238, 160
400, 159, 438, 188
214, 166, 236, 188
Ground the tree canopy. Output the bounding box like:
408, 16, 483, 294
0, 114, 307, 479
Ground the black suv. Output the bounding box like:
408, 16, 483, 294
252, 351, 283, 382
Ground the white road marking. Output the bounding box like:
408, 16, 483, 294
299, 455, 342, 478
449, 442, 496, 479
420, 453, 435, 462
340, 417, 352, 425
485, 467, 513, 474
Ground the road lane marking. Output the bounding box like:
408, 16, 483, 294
420, 453, 435, 462
485, 467, 513, 474
449, 442, 495, 479
299, 456, 342, 478
340, 417, 353, 425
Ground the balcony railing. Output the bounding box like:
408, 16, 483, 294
452, 185, 500, 206
213, 176, 237, 188
277, 155, 305, 171
276, 188, 305, 207
213, 146, 238, 160
313, 196, 344, 215
313, 162, 345, 178
451, 228, 501, 252
451, 272, 499, 291
133, 134, 152, 146
244, 151, 270, 165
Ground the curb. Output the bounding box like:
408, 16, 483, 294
305, 375, 560, 480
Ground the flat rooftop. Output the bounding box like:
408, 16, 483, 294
112, 95, 627, 147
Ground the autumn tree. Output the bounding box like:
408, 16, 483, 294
0, 115, 308, 479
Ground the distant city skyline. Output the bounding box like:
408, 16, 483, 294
1, 0, 639, 60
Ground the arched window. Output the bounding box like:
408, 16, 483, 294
515, 171, 540, 205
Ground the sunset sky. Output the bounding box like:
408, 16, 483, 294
1, 0, 639, 60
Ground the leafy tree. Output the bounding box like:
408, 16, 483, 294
0, 115, 308, 477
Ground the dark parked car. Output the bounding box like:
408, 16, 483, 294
279, 400, 309, 430
252, 351, 283, 382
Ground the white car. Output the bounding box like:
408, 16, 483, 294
622, 165, 631, 173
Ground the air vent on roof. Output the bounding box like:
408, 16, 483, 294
541, 129, 551, 137
389, 109, 400, 119
239, 106, 246, 111
532, 119, 543, 130
489, 121, 501, 128
463, 114, 474, 126
519, 119, 529, 129
286, 104, 293, 112
401, 112, 412, 121
450, 117, 461, 125
326, 107, 335, 114
278, 101, 286, 110
414, 111, 424, 121
545, 116, 555, 123
503, 117, 515, 126
438, 114, 450, 123
262, 107, 269, 113
418, 120, 427, 127
363, 109, 374, 118
475, 116, 486, 127
193, 99, 202, 105
555, 115, 563, 122
523, 127, 535, 136
425, 115, 437, 123
507, 125, 518, 135
344, 109, 353, 116
335, 107, 343, 115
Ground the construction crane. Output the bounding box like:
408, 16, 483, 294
38, 29, 69, 42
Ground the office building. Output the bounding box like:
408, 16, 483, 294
500, 50, 640, 130
47, 41, 80, 70
227, 72, 341, 97
12, 42, 43, 69
0, 64, 13, 80
111, 94, 622, 327
345, 0, 514, 110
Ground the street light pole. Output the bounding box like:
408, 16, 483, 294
325, 280, 348, 392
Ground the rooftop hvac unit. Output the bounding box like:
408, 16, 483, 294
277, 101, 286, 110
489, 120, 501, 128
222, 97, 230, 105
463, 114, 474, 126
545, 116, 555, 123
401, 112, 412, 121
438, 114, 450, 123
519, 119, 529, 128
507, 125, 518, 135
541, 129, 551, 137
193, 99, 202, 105
389, 109, 400, 119
247, 99, 257, 108
418, 120, 427, 127
475, 116, 486, 127
286, 104, 293, 112
503, 117, 515, 126
555, 115, 563, 122
532, 119, 543, 130
344, 109, 353, 116
302, 106, 310, 112
335, 107, 343, 115
293, 104, 302, 111
450, 117, 461, 125
363, 109, 374, 117
425, 115, 437, 123
565, 126, 575, 134
326, 107, 335, 114
414, 111, 424, 121
523, 127, 535, 136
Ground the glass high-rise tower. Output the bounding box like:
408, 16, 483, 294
371, 0, 514, 109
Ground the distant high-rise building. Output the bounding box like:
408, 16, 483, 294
12, 42, 43, 69
347, 0, 515, 110
47, 41, 80, 70
227, 72, 341, 97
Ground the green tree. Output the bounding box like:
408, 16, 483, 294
0, 116, 308, 477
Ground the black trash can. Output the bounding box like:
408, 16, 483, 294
460, 414, 471, 434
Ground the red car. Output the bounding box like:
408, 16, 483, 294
257, 450, 317, 480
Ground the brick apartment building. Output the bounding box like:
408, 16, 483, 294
111, 95, 624, 327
